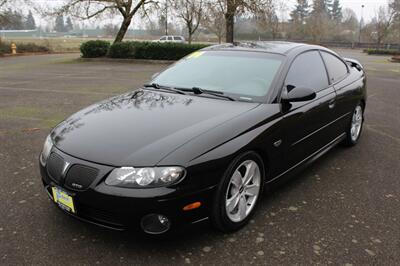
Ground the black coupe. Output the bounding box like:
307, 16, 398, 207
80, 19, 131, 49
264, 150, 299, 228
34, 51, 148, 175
39, 42, 366, 234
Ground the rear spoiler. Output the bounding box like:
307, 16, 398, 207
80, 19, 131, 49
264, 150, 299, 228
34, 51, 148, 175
344, 57, 363, 71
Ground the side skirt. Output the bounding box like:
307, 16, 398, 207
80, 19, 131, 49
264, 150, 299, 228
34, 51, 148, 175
266, 133, 347, 184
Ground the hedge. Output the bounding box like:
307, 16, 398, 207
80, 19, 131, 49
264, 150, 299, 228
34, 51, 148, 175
0, 41, 49, 54
80, 40, 111, 58
363, 49, 400, 55
108, 41, 210, 60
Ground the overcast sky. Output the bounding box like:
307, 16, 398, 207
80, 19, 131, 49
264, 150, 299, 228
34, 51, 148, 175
27, 0, 389, 28
284, 0, 388, 22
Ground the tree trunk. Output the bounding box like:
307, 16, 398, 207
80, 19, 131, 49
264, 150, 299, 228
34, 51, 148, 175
225, 12, 235, 43
114, 16, 132, 43
225, 1, 236, 43
188, 34, 192, 44
188, 26, 192, 44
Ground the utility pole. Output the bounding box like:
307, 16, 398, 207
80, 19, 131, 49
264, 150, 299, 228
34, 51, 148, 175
358, 4, 365, 44
165, 0, 168, 36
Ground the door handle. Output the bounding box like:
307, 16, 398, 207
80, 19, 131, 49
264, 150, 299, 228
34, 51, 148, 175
329, 99, 336, 109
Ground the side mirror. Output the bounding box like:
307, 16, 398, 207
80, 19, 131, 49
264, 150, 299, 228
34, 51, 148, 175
281, 86, 316, 103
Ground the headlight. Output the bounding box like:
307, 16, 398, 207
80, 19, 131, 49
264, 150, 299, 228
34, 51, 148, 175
105, 166, 185, 188
39, 135, 53, 166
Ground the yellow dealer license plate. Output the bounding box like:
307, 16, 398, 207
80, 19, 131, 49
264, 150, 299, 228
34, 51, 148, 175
52, 187, 76, 214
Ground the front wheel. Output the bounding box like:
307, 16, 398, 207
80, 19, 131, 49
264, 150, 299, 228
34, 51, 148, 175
342, 103, 364, 146
211, 151, 265, 232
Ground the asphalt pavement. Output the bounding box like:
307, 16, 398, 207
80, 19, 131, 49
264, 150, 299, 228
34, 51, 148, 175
0, 49, 399, 265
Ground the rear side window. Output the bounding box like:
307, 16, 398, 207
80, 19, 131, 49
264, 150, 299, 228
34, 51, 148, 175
285, 51, 329, 92
321, 52, 348, 83
174, 36, 182, 41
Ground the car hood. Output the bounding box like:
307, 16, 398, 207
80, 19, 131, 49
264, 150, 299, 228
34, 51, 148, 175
52, 90, 259, 166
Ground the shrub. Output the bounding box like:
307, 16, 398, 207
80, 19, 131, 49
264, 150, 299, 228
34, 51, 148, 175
0, 41, 49, 54
17, 43, 50, 53
363, 49, 400, 55
80, 40, 111, 58
108, 41, 210, 60
0, 41, 10, 54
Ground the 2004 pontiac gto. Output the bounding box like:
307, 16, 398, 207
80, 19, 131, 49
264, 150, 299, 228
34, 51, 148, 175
39, 42, 366, 234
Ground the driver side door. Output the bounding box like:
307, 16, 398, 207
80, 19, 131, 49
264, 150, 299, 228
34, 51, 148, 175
280, 50, 337, 169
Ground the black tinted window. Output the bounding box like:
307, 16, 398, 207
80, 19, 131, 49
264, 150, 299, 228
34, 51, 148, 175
285, 51, 329, 92
321, 52, 348, 83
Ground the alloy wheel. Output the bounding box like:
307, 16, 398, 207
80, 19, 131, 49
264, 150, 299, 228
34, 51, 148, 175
351, 105, 363, 142
225, 160, 261, 222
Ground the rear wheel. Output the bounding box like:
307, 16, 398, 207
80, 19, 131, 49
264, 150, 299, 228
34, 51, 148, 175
212, 151, 265, 232
343, 103, 364, 146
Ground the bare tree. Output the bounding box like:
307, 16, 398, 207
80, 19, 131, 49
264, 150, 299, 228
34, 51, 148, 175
104, 23, 119, 38
170, 0, 203, 44
256, 0, 280, 40
389, 0, 400, 46
373, 5, 396, 45
50, 0, 156, 43
202, 0, 225, 43
222, 0, 267, 43
390, 0, 400, 20
0, 0, 7, 8
307, 0, 332, 42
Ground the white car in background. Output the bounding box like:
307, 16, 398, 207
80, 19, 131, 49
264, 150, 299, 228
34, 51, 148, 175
155, 36, 186, 43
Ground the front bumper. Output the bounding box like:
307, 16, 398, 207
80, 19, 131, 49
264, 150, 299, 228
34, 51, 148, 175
40, 148, 216, 231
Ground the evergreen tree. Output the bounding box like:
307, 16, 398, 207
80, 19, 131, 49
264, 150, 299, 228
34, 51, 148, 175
290, 0, 310, 23
0, 9, 24, 30
311, 0, 328, 15
325, 0, 333, 17
54, 14, 66, 32
65, 17, 73, 32
331, 0, 343, 22
12, 10, 24, 29
25, 10, 36, 29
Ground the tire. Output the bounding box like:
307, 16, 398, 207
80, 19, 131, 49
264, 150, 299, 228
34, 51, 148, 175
211, 151, 265, 233
342, 103, 364, 147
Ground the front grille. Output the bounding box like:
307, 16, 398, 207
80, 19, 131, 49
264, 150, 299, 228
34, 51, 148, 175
78, 203, 124, 227
46, 153, 64, 183
64, 164, 99, 191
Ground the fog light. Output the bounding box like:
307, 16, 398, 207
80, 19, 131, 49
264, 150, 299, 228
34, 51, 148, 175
140, 214, 171, 234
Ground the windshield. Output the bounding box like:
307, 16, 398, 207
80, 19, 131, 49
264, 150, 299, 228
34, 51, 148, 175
152, 50, 283, 102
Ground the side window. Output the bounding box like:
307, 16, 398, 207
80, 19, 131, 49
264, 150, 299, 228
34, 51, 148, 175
160, 37, 167, 41
321, 51, 348, 83
167, 36, 173, 41
174, 36, 182, 41
285, 51, 329, 92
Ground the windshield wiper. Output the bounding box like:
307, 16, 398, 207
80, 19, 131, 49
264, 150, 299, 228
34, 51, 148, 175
185, 87, 236, 101
143, 83, 187, 95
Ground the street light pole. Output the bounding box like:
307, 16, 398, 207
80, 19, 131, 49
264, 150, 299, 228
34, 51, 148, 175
358, 4, 365, 44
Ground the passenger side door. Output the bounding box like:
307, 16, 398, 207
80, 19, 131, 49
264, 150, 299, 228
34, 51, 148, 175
280, 51, 338, 168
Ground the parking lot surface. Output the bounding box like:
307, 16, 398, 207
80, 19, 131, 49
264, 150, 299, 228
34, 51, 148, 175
0, 50, 399, 265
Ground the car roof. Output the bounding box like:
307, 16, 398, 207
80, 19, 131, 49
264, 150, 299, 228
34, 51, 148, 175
204, 41, 315, 55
